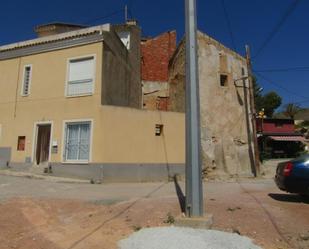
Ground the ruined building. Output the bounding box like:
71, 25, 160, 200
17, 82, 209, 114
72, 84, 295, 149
169, 31, 254, 176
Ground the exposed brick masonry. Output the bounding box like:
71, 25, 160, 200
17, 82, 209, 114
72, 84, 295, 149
141, 31, 177, 82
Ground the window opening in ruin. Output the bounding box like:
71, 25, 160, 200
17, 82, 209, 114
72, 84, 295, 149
220, 74, 228, 87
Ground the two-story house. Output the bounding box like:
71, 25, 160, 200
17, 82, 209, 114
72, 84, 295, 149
0, 22, 185, 182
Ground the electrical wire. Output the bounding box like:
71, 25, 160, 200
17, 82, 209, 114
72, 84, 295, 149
255, 66, 309, 73
253, 0, 301, 59
221, 0, 237, 51
83, 9, 123, 25
254, 70, 309, 102
295, 99, 309, 105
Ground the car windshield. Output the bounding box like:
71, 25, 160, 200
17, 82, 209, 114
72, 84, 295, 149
292, 153, 309, 163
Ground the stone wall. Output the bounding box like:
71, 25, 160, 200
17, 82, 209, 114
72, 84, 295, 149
169, 32, 254, 176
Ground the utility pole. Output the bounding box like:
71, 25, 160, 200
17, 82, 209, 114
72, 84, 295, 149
185, 0, 203, 217
246, 45, 260, 176
125, 5, 128, 22
241, 69, 256, 178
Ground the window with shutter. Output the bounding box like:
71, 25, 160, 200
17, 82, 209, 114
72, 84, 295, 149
21, 65, 32, 96
64, 121, 91, 162
67, 56, 95, 96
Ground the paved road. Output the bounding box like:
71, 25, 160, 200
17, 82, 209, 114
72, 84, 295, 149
0, 175, 179, 204
0, 175, 279, 202
0, 175, 308, 249
0, 175, 301, 203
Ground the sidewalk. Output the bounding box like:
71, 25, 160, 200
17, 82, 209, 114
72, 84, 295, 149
0, 169, 89, 184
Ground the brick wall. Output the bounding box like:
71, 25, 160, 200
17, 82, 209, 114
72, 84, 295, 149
141, 31, 177, 82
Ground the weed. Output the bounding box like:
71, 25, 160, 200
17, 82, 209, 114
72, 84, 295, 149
163, 212, 175, 224
132, 225, 142, 231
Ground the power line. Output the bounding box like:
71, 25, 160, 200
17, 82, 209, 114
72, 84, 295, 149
253, 0, 301, 59
254, 70, 309, 101
83, 9, 123, 25
255, 66, 309, 73
221, 0, 237, 51
295, 99, 309, 105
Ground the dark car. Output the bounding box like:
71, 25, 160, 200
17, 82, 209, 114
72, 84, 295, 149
275, 154, 309, 196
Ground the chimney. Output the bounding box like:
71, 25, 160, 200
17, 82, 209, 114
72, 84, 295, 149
34, 23, 86, 37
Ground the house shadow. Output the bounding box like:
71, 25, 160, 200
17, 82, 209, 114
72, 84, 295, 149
268, 193, 309, 204
173, 175, 186, 213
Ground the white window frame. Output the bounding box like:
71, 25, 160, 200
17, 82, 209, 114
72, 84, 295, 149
21, 64, 32, 96
62, 119, 93, 164
65, 54, 96, 98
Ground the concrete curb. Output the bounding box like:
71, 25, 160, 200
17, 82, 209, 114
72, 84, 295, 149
0, 170, 90, 184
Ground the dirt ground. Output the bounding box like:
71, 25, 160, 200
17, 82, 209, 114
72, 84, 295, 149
0, 177, 308, 249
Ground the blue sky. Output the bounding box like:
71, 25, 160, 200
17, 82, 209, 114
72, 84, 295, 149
1, 0, 308, 109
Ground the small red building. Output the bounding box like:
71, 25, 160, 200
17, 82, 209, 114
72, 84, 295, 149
256, 118, 305, 158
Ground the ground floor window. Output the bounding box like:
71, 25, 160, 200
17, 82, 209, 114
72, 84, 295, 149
64, 121, 91, 162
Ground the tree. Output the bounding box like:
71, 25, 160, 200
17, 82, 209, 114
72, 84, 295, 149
262, 92, 282, 117
253, 77, 282, 118
283, 103, 301, 119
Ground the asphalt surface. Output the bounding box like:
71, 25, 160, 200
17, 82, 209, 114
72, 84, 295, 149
0, 175, 308, 249
0, 175, 176, 204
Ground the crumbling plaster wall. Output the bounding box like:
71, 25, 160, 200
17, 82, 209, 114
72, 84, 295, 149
169, 32, 253, 176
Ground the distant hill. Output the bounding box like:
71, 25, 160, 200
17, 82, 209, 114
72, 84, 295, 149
274, 108, 309, 120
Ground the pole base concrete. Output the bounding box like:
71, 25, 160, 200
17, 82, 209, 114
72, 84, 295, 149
174, 214, 213, 229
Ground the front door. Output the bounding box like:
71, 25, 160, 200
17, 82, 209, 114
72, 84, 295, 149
35, 124, 51, 165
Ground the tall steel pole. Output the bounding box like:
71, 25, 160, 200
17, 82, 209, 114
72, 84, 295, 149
185, 0, 203, 217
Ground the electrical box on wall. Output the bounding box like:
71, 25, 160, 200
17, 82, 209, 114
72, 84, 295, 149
51, 140, 58, 154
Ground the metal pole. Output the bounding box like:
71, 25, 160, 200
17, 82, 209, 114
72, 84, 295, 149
246, 45, 260, 176
185, 0, 203, 217
125, 5, 128, 22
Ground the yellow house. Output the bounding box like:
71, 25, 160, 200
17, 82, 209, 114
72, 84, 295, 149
0, 22, 185, 182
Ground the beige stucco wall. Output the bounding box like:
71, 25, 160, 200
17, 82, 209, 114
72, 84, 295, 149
0, 43, 103, 163
97, 106, 185, 163
0, 43, 185, 165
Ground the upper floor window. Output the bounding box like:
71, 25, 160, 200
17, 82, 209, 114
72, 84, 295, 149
21, 65, 32, 96
66, 56, 95, 97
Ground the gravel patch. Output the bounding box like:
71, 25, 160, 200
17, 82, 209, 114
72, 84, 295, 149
118, 227, 262, 249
